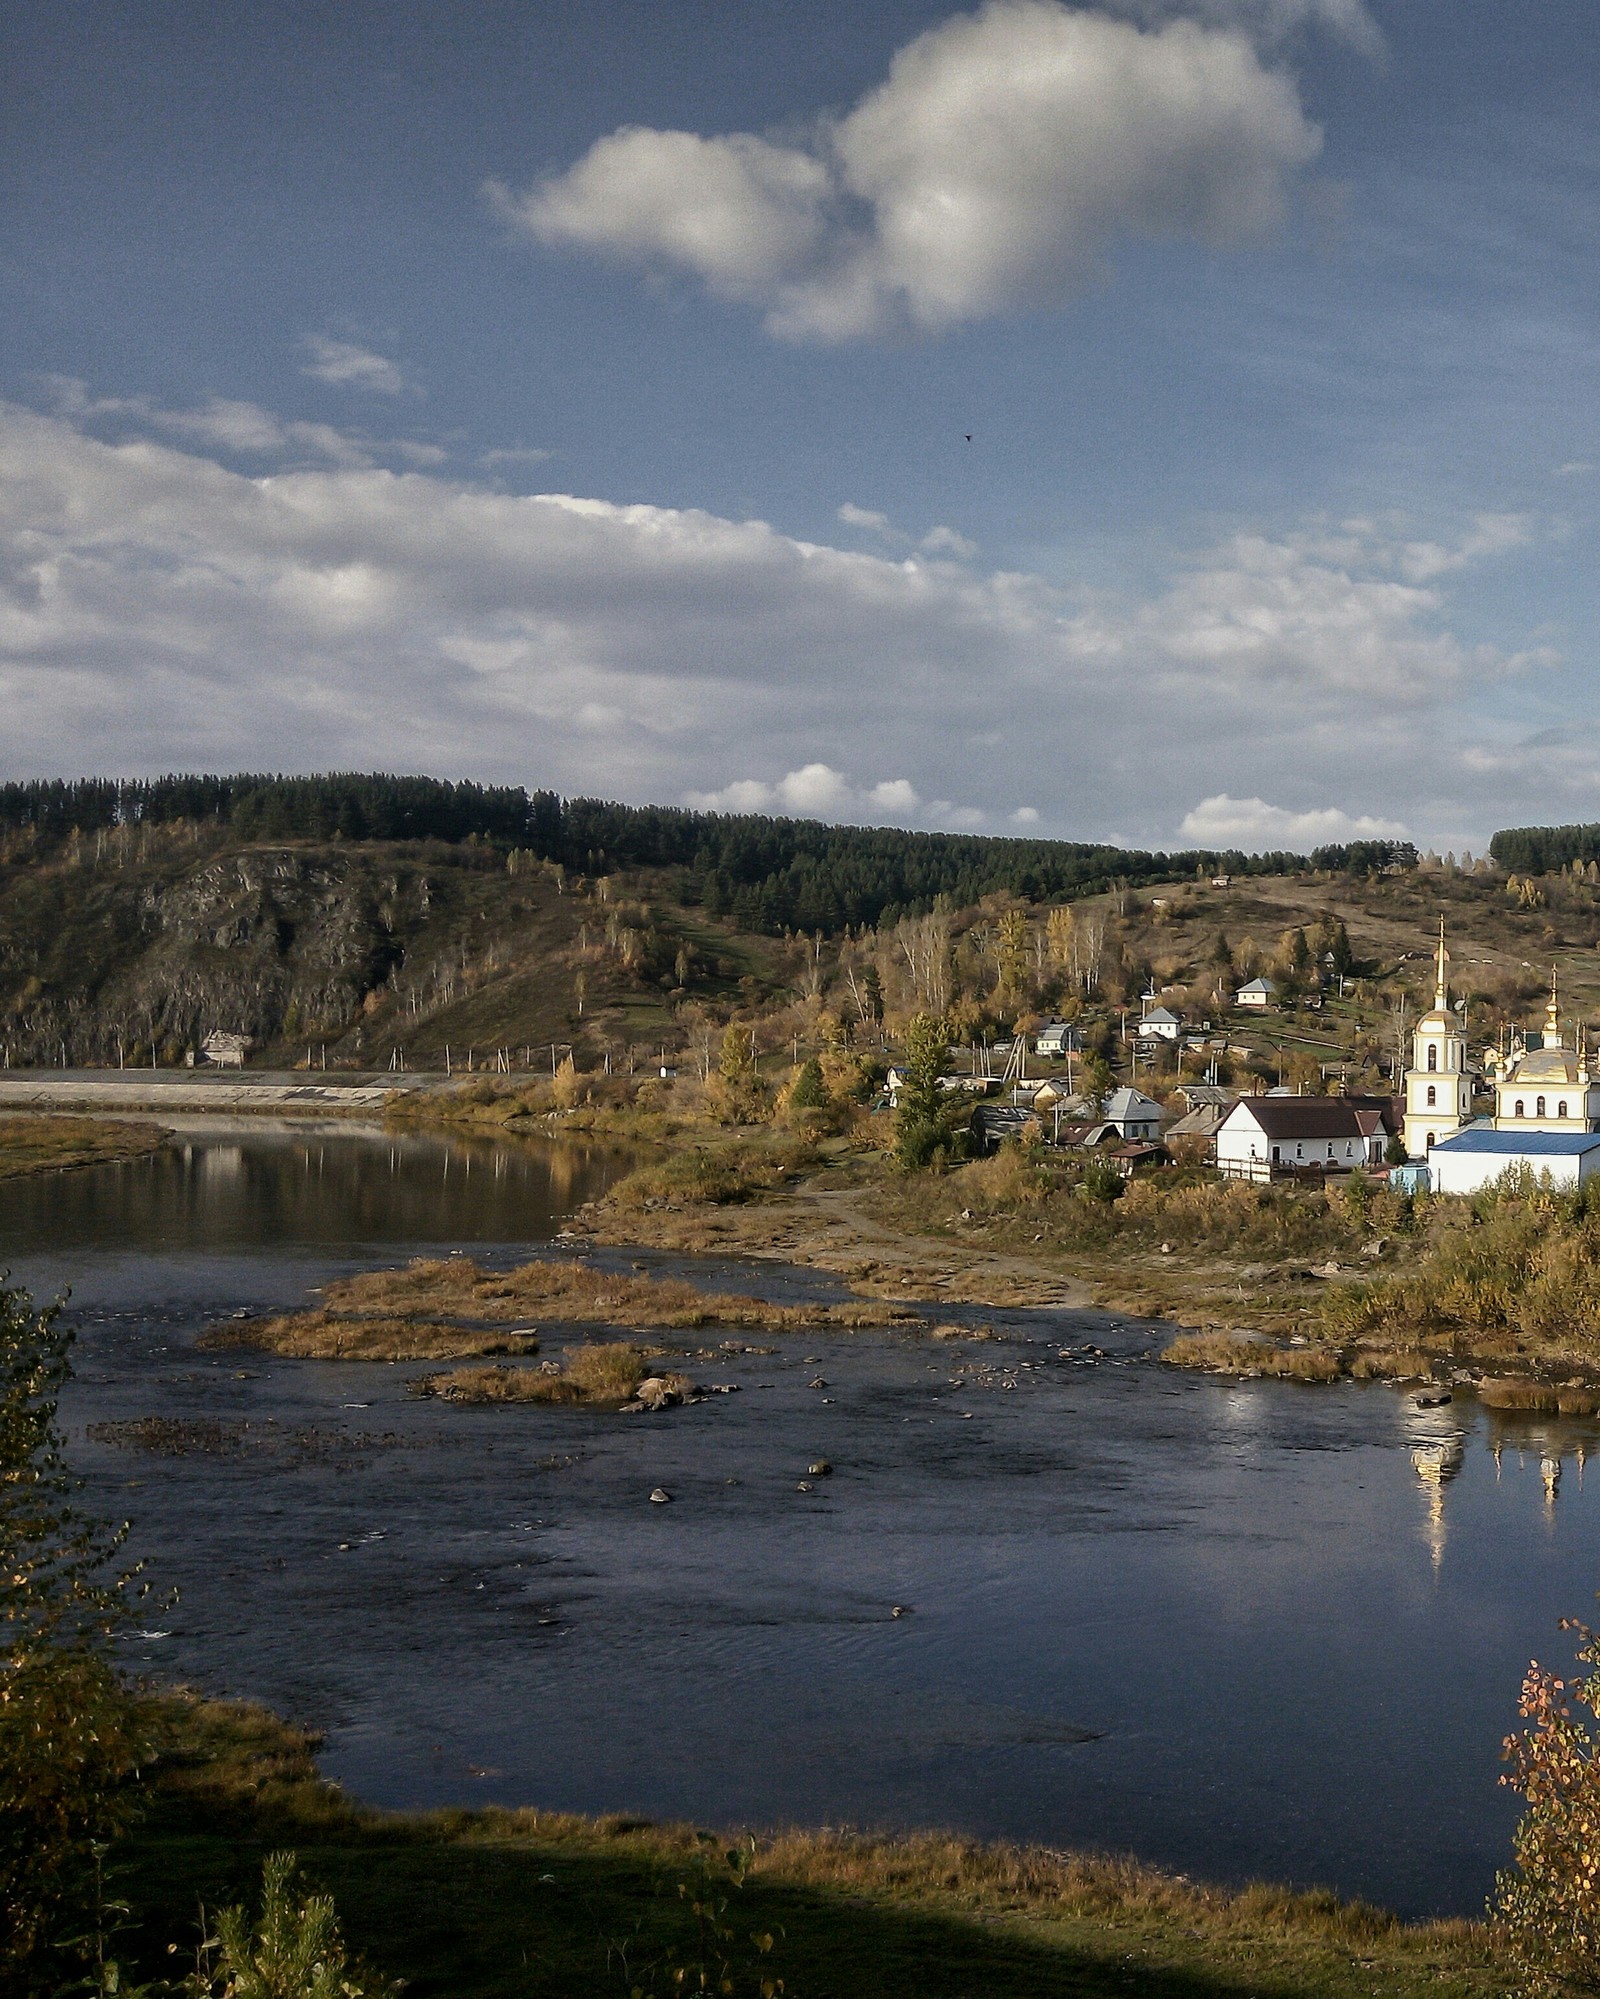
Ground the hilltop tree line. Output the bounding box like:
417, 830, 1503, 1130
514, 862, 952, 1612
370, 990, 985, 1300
1491, 822, 1600, 876
0, 773, 1420, 936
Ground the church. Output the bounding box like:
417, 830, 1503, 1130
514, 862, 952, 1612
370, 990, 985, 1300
1407, 924, 1600, 1191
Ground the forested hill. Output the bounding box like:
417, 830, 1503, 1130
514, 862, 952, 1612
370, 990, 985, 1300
1491, 823, 1600, 875
0, 774, 1415, 937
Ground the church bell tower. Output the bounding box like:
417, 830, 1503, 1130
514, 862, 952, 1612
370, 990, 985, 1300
1403, 919, 1472, 1158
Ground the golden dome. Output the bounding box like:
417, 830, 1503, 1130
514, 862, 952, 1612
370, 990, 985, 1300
1506, 1046, 1582, 1086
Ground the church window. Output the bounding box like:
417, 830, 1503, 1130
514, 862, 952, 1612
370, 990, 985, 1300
1427, 1045, 1438, 1072
1427, 1085, 1436, 1107
1516, 1100, 1525, 1118
1538, 1097, 1547, 1118
1561, 1101, 1569, 1119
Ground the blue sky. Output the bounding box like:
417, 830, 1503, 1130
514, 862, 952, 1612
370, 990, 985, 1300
3, 0, 1598, 851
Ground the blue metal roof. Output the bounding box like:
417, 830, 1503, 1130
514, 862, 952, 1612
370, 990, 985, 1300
1432, 1128, 1600, 1156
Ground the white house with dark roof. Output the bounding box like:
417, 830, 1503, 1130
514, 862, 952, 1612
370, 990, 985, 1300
1216, 1097, 1391, 1182
1233, 977, 1276, 1009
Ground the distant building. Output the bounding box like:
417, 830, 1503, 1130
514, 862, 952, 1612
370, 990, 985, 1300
1170, 1083, 1234, 1111
1089, 1086, 1163, 1143
1233, 977, 1276, 1009
1034, 1021, 1082, 1058
1215, 1098, 1388, 1182
201, 1032, 250, 1068
1135, 1006, 1182, 1043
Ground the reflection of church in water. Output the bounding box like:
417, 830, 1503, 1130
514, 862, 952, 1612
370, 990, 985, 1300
1411, 1419, 1585, 1568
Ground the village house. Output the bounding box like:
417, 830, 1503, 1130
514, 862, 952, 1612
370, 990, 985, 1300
1089, 1085, 1163, 1143
1215, 1097, 1392, 1182
1033, 1020, 1082, 1058
200, 1031, 250, 1068
1233, 977, 1276, 1010
1135, 1005, 1182, 1043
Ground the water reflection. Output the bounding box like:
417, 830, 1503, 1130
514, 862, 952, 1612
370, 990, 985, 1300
0, 1117, 626, 1258
1409, 1400, 1600, 1565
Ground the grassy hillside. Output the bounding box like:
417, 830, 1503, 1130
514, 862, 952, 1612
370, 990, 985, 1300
0, 786, 1589, 1087
0, 824, 778, 1071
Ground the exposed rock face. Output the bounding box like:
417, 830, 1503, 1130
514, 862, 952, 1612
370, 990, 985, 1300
0, 834, 610, 1067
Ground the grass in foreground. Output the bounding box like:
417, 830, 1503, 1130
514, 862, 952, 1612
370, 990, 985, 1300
205, 1254, 914, 1359
0, 1111, 167, 1179
112, 1693, 1508, 1999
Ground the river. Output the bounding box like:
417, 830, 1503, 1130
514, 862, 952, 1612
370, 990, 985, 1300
15, 1119, 1596, 1919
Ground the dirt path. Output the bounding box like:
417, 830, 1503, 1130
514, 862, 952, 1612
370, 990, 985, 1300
576, 1178, 1094, 1311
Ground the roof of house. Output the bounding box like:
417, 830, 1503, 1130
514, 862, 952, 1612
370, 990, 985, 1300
1431, 1128, 1600, 1157
1174, 1084, 1234, 1107
1166, 1105, 1227, 1138
1139, 1006, 1181, 1025
1103, 1086, 1162, 1119
1235, 977, 1276, 995
1221, 1098, 1370, 1140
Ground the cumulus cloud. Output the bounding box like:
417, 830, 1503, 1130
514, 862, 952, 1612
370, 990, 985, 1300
301, 336, 415, 397
837, 502, 900, 539
1104, 0, 1382, 56
0, 397, 1542, 842
1179, 794, 1408, 849
493, 0, 1322, 340
685, 764, 931, 820
36, 375, 438, 470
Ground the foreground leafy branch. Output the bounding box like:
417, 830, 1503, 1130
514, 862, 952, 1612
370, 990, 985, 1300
0, 1279, 149, 1990
1496, 1617, 1600, 1993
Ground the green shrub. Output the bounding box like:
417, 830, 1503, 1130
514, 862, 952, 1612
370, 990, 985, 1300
190, 1849, 399, 1998
0, 1283, 148, 1988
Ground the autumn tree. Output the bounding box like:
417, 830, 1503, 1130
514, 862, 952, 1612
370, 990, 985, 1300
1495, 1615, 1600, 1994
1, 1283, 147, 1990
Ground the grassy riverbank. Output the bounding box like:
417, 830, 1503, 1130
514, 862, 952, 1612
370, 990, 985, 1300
0, 1111, 167, 1179
112, 1694, 1508, 1999
205, 1252, 916, 1360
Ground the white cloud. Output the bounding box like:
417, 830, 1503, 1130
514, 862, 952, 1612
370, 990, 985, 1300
837, 502, 900, 538
301, 336, 415, 397
494, 0, 1322, 340
1556, 460, 1595, 478
921, 524, 978, 559
36, 375, 428, 469
684, 764, 934, 822
1178, 794, 1409, 850
0, 396, 1544, 845
1104, 0, 1382, 56
1011, 806, 1041, 824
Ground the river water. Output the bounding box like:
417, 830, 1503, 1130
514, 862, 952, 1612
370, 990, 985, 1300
16, 1120, 1599, 1919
